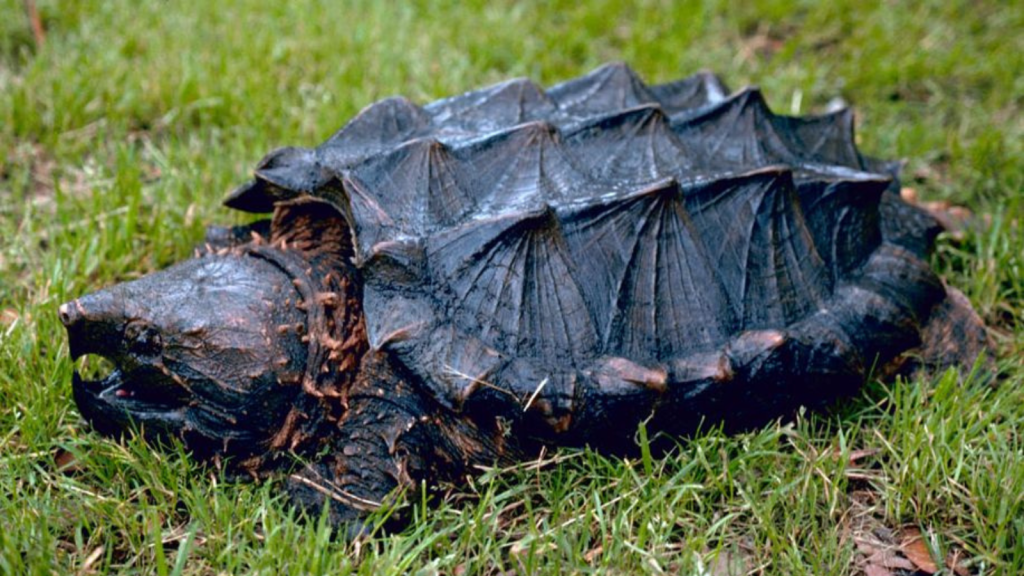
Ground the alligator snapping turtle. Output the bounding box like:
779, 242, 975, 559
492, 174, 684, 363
60, 63, 988, 528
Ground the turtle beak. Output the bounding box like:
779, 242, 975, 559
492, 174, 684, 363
60, 252, 318, 454
60, 289, 125, 361
61, 283, 193, 438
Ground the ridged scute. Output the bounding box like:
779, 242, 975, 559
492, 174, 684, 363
227, 63, 942, 435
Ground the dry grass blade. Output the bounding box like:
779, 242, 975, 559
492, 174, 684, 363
522, 377, 549, 412
23, 0, 46, 47
76, 545, 105, 575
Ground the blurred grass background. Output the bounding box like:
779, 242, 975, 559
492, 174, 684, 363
1, 1, 1021, 574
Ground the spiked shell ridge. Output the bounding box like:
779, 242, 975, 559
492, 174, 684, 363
225, 63, 946, 443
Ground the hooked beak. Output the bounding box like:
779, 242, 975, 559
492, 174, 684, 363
60, 290, 187, 437
60, 292, 122, 361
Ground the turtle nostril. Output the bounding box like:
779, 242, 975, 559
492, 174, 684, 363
58, 302, 75, 327
61, 291, 128, 361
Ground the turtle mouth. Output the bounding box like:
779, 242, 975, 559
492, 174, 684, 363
71, 354, 190, 433
73, 356, 188, 413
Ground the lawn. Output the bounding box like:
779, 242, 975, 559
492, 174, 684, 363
1, 0, 1021, 574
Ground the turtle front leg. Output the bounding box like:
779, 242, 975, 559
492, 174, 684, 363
286, 351, 515, 531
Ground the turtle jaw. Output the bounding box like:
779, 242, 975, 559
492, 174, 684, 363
61, 201, 366, 462
59, 250, 321, 458
62, 294, 191, 438
71, 365, 187, 438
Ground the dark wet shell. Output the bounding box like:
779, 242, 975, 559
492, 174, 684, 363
225, 63, 945, 443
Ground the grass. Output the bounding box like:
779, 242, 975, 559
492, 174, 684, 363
1, 0, 1022, 573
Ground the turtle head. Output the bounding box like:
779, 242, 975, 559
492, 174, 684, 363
61, 201, 364, 462
61, 251, 312, 457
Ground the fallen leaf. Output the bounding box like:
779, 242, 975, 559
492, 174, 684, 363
54, 449, 83, 474
899, 527, 938, 574
865, 549, 915, 571
854, 537, 878, 555
863, 564, 893, 576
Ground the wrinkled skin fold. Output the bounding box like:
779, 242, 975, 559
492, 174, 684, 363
61, 64, 991, 530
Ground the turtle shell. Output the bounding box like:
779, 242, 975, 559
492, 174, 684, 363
225, 63, 946, 446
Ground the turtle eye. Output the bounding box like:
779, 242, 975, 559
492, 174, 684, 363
125, 320, 163, 357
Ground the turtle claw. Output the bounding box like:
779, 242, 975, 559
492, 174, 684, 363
285, 463, 386, 536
